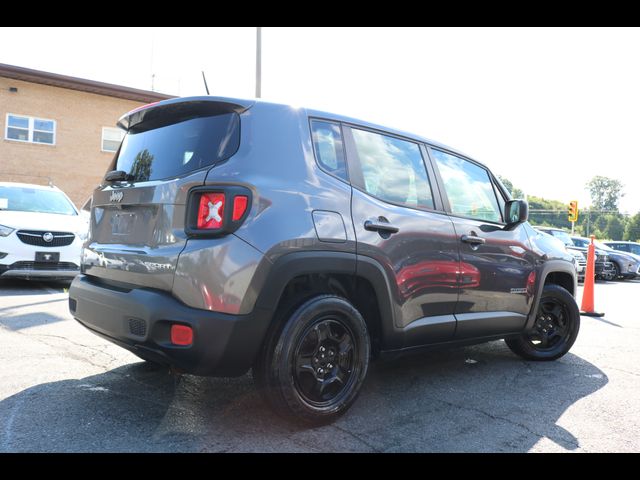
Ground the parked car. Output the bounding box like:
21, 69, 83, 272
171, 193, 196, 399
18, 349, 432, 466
569, 249, 586, 282
572, 236, 639, 280
604, 241, 640, 266
69, 96, 580, 424
0, 182, 87, 280
534, 227, 590, 281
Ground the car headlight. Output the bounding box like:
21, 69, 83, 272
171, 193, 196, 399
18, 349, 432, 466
0, 224, 15, 237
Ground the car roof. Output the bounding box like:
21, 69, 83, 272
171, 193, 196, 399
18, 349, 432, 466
0, 181, 61, 191
303, 106, 464, 157
126, 95, 481, 166
605, 240, 637, 244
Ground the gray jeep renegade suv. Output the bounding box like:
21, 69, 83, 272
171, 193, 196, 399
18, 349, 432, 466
69, 96, 580, 424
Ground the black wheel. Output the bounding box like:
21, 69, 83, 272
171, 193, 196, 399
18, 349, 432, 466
505, 284, 580, 361
611, 263, 621, 280
254, 295, 370, 425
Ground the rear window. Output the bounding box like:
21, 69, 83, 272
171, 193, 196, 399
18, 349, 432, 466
115, 113, 240, 182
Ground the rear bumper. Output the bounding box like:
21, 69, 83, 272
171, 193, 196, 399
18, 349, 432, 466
68, 275, 271, 376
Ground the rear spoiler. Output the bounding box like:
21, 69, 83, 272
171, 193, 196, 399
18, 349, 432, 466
117, 96, 255, 131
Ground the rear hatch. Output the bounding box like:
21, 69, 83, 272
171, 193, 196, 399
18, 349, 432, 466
83, 98, 250, 290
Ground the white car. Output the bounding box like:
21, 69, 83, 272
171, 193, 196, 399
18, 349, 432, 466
0, 182, 88, 280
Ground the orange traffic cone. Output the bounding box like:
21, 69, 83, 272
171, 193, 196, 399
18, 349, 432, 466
580, 235, 605, 317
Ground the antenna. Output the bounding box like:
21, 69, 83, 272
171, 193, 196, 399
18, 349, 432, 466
150, 29, 156, 91
256, 27, 262, 98
202, 71, 210, 95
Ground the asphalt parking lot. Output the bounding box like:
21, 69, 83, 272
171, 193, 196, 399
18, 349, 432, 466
0, 278, 638, 452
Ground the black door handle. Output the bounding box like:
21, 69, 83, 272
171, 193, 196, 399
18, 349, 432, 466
364, 220, 400, 234
461, 234, 486, 245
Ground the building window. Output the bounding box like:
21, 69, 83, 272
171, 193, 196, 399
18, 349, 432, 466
102, 127, 125, 152
5, 114, 55, 145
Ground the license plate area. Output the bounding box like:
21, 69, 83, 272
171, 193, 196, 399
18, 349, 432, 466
35, 252, 60, 263
111, 212, 136, 235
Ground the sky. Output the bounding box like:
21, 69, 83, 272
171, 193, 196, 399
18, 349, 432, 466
2, 27, 639, 213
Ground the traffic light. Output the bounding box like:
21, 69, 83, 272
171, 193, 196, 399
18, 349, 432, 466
568, 200, 579, 222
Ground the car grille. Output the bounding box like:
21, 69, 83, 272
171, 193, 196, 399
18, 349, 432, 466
9, 261, 79, 271
16, 230, 75, 247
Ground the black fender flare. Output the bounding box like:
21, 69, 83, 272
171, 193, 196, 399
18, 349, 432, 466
252, 251, 400, 349
525, 259, 578, 330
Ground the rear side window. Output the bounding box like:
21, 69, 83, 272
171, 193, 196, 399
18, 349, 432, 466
431, 149, 502, 223
350, 128, 434, 210
115, 113, 240, 182
311, 120, 348, 182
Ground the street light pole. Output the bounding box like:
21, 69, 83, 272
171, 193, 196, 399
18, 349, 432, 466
255, 27, 262, 98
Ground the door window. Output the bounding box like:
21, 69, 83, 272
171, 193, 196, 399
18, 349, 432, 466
351, 128, 434, 210
431, 149, 502, 223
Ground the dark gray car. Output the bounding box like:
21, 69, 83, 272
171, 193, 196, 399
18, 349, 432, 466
69, 96, 580, 424
572, 236, 639, 280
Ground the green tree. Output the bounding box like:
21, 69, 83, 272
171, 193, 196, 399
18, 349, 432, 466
595, 214, 608, 233
527, 195, 572, 229
129, 149, 154, 182
497, 175, 524, 199
586, 176, 625, 211
624, 212, 640, 241
605, 215, 625, 241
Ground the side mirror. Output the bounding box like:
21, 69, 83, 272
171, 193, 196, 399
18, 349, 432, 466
505, 199, 528, 227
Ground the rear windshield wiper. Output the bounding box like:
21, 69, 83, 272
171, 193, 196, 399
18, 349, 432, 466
104, 170, 133, 182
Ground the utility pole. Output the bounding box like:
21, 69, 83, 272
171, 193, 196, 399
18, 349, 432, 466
255, 27, 262, 98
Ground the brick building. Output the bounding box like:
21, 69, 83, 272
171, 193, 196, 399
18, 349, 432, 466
0, 63, 172, 206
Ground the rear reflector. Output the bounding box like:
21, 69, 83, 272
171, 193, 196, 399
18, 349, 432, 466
232, 195, 248, 221
170, 324, 193, 346
197, 193, 225, 229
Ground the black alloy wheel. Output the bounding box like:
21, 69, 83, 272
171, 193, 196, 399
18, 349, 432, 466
293, 318, 356, 406
526, 297, 571, 351
506, 284, 580, 361
254, 295, 370, 424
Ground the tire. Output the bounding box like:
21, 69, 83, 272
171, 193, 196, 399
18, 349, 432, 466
611, 263, 622, 280
505, 284, 580, 361
254, 295, 370, 425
